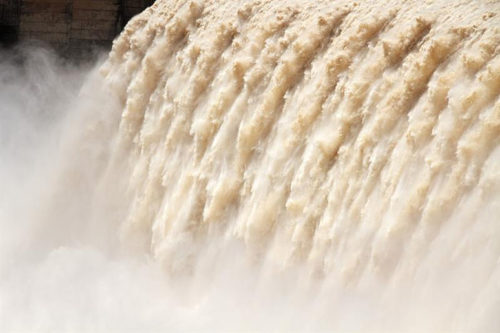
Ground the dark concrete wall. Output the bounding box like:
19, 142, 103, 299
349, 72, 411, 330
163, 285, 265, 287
0, 0, 20, 45
122, 0, 154, 23
0, 0, 153, 56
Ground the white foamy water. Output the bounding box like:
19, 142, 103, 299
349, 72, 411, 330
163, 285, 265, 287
1, 0, 500, 331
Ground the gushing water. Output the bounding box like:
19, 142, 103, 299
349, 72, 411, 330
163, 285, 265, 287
1, 0, 500, 331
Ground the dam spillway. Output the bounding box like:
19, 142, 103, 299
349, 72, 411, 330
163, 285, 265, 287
1, 0, 499, 331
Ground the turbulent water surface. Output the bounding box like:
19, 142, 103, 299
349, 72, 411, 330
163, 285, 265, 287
1, 0, 500, 331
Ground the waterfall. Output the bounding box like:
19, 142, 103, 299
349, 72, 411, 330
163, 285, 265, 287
1, 0, 499, 331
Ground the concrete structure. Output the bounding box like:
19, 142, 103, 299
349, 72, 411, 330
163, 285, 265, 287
0, 0, 20, 45
0, 0, 153, 57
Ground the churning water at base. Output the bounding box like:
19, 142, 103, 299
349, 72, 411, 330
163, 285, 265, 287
1, 0, 500, 331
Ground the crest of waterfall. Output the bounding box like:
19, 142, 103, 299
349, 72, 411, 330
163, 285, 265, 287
103, 0, 499, 292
